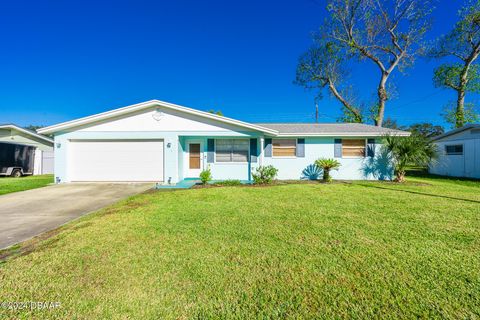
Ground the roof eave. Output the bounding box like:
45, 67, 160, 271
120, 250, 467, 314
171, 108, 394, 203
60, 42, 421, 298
274, 132, 411, 137
0, 124, 54, 144
431, 124, 479, 141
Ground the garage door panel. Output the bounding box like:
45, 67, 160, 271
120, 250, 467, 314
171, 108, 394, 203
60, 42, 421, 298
69, 140, 164, 182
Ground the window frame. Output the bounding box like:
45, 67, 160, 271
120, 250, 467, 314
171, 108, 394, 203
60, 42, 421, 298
445, 144, 463, 155
341, 139, 367, 158
272, 138, 298, 158
214, 138, 250, 164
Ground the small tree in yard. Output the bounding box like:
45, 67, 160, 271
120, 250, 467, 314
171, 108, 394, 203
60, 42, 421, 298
383, 135, 438, 183
314, 158, 341, 182
199, 167, 212, 185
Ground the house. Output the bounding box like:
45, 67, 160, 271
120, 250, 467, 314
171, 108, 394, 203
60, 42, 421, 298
429, 124, 480, 179
38, 100, 409, 184
0, 124, 54, 176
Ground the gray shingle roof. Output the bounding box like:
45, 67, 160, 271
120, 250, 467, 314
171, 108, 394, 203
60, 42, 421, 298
254, 123, 410, 136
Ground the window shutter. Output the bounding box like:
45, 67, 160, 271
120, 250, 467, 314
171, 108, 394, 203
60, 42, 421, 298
334, 139, 342, 158
207, 139, 215, 163
297, 138, 305, 157
250, 138, 258, 163
264, 138, 272, 157
367, 139, 375, 157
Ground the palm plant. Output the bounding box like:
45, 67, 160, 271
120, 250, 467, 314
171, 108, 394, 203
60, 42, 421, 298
383, 134, 438, 182
314, 158, 341, 182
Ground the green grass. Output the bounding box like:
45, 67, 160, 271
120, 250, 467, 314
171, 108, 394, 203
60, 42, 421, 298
0, 176, 479, 319
0, 174, 53, 195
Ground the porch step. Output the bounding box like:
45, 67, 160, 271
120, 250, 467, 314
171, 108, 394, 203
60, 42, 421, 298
155, 179, 200, 189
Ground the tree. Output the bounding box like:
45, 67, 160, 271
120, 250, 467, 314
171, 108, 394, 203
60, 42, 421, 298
298, 0, 433, 127
379, 119, 444, 138
207, 109, 223, 116
430, 0, 480, 128
383, 134, 438, 182
24, 125, 44, 132
407, 123, 444, 138
382, 117, 401, 130
314, 158, 341, 182
295, 36, 364, 122
441, 102, 479, 127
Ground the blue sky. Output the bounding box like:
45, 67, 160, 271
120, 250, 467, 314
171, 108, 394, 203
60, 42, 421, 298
0, 0, 471, 128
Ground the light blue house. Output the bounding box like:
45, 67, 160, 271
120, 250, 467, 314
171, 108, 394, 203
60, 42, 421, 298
38, 100, 409, 184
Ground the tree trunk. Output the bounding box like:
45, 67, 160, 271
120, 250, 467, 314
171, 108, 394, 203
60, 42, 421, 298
375, 73, 389, 127
323, 169, 331, 182
456, 88, 466, 128
328, 80, 363, 122
395, 170, 406, 183
455, 47, 480, 128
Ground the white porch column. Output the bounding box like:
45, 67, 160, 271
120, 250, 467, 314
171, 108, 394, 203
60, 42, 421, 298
259, 137, 264, 166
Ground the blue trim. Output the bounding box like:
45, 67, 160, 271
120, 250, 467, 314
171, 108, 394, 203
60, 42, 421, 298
334, 139, 342, 158
264, 138, 272, 157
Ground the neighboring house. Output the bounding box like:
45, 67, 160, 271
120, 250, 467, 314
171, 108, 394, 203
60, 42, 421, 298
0, 124, 54, 175
429, 124, 480, 179
38, 100, 409, 184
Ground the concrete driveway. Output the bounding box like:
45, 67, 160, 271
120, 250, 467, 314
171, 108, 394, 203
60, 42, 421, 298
0, 183, 153, 249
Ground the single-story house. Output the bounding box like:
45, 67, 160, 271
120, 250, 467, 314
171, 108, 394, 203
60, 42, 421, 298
429, 124, 480, 179
0, 124, 54, 175
38, 100, 409, 184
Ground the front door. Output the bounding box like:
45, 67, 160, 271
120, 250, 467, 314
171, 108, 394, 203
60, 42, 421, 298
188, 143, 202, 177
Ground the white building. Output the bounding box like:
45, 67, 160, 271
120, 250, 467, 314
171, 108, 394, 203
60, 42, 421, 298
429, 124, 480, 179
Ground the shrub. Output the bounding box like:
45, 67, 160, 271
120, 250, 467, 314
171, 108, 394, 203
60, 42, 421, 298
314, 158, 341, 182
383, 134, 438, 182
216, 179, 242, 186
199, 167, 212, 185
252, 165, 278, 184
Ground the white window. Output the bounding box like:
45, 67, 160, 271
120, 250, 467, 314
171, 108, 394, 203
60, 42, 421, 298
215, 139, 249, 162
342, 139, 366, 157
445, 144, 463, 155
272, 139, 297, 157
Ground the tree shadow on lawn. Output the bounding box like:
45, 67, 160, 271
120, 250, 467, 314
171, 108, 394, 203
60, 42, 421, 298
358, 183, 480, 204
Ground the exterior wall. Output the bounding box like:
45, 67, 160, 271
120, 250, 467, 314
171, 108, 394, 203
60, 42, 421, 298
178, 136, 185, 181
41, 151, 55, 174
54, 131, 178, 183
430, 129, 480, 179
263, 137, 392, 180
182, 136, 261, 181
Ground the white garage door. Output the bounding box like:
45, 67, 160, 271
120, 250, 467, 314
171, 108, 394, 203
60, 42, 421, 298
69, 140, 164, 182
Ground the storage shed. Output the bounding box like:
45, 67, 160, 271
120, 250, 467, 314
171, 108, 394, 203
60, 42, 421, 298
0, 124, 54, 175
429, 124, 480, 179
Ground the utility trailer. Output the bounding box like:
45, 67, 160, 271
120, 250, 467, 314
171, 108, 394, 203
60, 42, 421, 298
0, 142, 35, 177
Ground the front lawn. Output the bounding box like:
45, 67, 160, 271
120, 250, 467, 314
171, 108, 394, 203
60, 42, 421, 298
0, 176, 479, 318
0, 174, 53, 196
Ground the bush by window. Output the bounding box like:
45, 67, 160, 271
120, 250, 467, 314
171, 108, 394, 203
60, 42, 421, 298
252, 165, 278, 184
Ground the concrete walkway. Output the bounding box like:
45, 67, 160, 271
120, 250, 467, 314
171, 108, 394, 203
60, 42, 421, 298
0, 183, 153, 249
